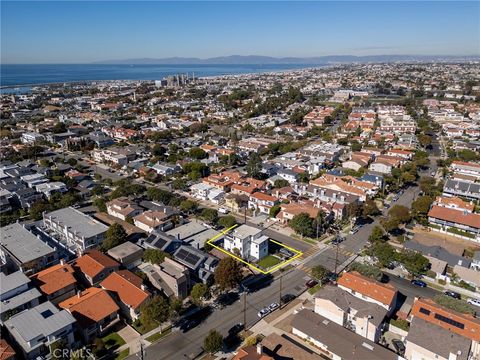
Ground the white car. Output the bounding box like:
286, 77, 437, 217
467, 299, 480, 307
257, 308, 271, 318
218, 207, 229, 214
269, 302, 280, 311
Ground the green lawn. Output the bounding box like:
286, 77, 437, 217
257, 255, 282, 269
115, 349, 129, 360
132, 320, 157, 335
308, 283, 322, 295
145, 327, 172, 343
102, 332, 126, 350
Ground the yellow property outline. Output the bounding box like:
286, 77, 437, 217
207, 224, 303, 274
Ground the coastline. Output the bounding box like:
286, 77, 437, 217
0, 63, 323, 90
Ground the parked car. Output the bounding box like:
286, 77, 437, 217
279, 248, 294, 258
306, 279, 319, 288
269, 302, 280, 311
228, 323, 244, 335
257, 308, 271, 318
281, 294, 295, 305
219, 207, 229, 214
410, 279, 427, 288
467, 299, 480, 307
331, 236, 344, 245
444, 291, 461, 300
349, 228, 359, 235
392, 339, 406, 355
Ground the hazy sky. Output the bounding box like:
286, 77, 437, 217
1, 1, 479, 64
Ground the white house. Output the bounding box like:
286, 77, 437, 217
223, 225, 268, 260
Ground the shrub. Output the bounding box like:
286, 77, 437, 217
434, 295, 475, 315
390, 318, 410, 331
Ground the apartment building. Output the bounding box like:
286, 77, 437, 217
43, 207, 109, 252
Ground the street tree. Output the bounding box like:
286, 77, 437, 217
139, 296, 171, 328
203, 330, 223, 354
288, 212, 314, 238
190, 283, 209, 304
214, 257, 243, 290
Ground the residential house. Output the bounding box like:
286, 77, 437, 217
0, 223, 57, 275
313, 285, 390, 342
248, 192, 279, 215
106, 197, 143, 221
0, 271, 41, 323
337, 271, 398, 313
428, 205, 480, 242
59, 288, 120, 342
134, 210, 176, 233
4, 302, 76, 360
100, 270, 150, 320
291, 309, 398, 360
30, 262, 77, 305
443, 179, 480, 201
107, 241, 144, 269
223, 225, 269, 260
73, 250, 120, 286
139, 257, 190, 298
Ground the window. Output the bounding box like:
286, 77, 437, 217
419, 307, 431, 316
433, 314, 465, 329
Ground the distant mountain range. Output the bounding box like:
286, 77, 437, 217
93, 54, 479, 65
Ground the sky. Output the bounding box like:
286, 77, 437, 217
1, 1, 479, 64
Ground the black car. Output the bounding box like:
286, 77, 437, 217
392, 339, 405, 355
228, 323, 244, 335
281, 293, 295, 305
444, 291, 461, 300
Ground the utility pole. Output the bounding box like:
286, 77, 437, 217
334, 241, 340, 276
279, 275, 283, 308
243, 292, 247, 334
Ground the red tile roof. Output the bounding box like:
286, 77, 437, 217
337, 271, 397, 307
74, 250, 119, 279
428, 205, 480, 229
59, 287, 119, 327
31, 263, 77, 296
100, 270, 149, 310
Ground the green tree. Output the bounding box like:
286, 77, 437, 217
273, 179, 290, 188
411, 196, 434, 224
288, 212, 314, 237
370, 242, 397, 267
381, 217, 401, 233
398, 250, 429, 277
29, 200, 50, 220
180, 200, 198, 214
246, 152, 262, 179
93, 197, 107, 212
203, 330, 223, 354
349, 262, 383, 281
190, 283, 209, 304
189, 147, 207, 159
214, 257, 243, 290
102, 223, 128, 250
269, 204, 281, 218
143, 248, 169, 264
311, 265, 330, 283
369, 226, 385, 243
388, 205, 411, 224
201, 208, 219, 225
139, 296, 171, 328
218, 215, 237, 229
362, 198, 380, 217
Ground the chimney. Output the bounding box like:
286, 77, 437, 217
77, 290, 82, 298
60, 259, 65, 266
140, 284, 147, 291
256, 343, 263, 355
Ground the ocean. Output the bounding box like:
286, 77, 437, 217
0, 63, 318, 89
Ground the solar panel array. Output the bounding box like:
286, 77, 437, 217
175, 248, 201, 266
